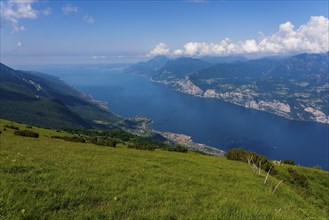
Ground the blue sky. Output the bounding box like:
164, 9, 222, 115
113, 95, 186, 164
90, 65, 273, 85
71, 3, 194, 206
1, 0, 328, 65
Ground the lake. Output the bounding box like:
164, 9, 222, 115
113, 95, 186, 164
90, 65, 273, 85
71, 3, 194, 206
26, 64, 329, 170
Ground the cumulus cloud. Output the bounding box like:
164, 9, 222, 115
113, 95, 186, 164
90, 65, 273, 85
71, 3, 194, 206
62, 4, 78, 15
17, 41, 22, 47
3, 0, 38, 19
0, 0, 51, 32
148, 42, 170, 56
83, 15, 95, 24
148, 16, 329, 57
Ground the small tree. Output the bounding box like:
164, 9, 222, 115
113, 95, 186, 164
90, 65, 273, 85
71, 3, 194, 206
226, 148, 247, 161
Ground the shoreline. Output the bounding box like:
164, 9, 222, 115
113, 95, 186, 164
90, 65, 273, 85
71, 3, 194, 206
127, 115, 226, 157
148, 76, 329, 125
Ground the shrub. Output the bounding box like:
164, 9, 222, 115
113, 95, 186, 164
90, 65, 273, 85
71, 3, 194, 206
4, 125, 19, 130
175, 145, 188, 153
226, 148, 277, 175
287, 168, 309, 189
162, 145, 188, 153
14, 130, 39, 138
283, 159, 295, 165
92, 139, 117, 147
62, 136, 85, 143
226, 148, 247, 161
26, 126, 33, 129
127, 143, 156, 151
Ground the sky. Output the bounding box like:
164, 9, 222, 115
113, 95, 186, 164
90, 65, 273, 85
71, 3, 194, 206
0, 0, 328, 66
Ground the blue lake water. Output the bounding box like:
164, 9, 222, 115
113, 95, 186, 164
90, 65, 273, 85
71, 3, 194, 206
26, 64, 329, 170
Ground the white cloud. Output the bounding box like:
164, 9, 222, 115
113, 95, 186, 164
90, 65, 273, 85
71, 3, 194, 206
148, 16, 329, 57
242, 39, 258, 53
4, 0, 38, 20
83, 15, 95, 24
148, 42, 170, 56
42, 7, 52, 16
0, 0, 51, 32
62, 5, 95, 25
62, 4, 78, 15
17, 41, 22, 47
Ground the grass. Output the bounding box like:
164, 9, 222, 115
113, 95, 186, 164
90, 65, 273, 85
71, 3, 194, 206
0, 119, 328, 219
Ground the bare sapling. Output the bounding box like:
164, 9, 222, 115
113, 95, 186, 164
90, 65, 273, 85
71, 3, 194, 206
273, 180, 283, 194
264, 167, 271, 184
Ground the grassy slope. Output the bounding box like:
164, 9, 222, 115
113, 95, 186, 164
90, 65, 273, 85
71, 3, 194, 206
0, 119, 328, 219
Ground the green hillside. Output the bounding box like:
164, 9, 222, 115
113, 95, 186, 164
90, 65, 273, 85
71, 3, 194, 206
1, 119, 328, 219
0, 63, 123, 129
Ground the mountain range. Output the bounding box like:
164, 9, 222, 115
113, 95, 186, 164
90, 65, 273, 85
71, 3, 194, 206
128, 52, 329, 124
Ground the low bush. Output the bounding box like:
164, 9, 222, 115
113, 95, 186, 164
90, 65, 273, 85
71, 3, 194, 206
92, 139, 117, 147
283, 159, 295, 165
163, 145, 188, 153
14, 130, 39, 138
4, 125, 19, 130
226, 148, 246, 161
127, 143, 156, 151
287, 168, 309, 189
174, 145, 188, 153
226, 148, 277, 175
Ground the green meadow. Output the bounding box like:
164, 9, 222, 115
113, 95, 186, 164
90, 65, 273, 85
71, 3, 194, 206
0, 119, 328, 219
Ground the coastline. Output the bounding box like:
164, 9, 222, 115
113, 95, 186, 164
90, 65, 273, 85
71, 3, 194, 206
126, 115, 226, 157
148, 76, 329, 125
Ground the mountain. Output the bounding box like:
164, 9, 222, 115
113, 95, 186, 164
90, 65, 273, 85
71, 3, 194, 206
200, 55, 247, 64
192, 52, 329, 123
127, 56, 211, 80
128, 52, 329, 124
190, 58, 283, 86
0, 63, 124, 129
126, 55, 170, 75
268, 52, 329, 85
153, 57, 212, 80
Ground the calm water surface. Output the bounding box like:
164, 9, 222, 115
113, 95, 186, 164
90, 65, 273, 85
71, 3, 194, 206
28, 64, 329, 170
